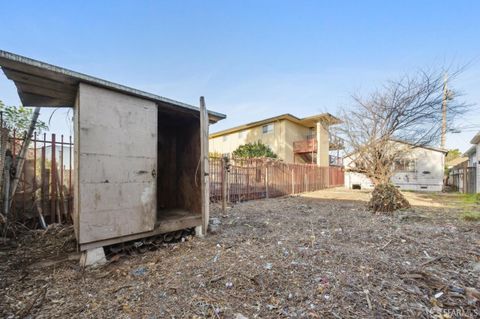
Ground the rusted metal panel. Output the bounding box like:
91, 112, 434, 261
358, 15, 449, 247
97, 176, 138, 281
77, 83, 157, 244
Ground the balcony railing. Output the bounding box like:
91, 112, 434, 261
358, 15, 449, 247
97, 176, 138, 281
294, 133, 344, 153
293, 139, 317, 153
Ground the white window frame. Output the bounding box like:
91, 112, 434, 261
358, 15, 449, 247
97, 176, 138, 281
394, 158, 416, 173
262, 123, 274, 134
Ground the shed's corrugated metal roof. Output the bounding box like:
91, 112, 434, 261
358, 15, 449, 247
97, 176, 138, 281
0, 50, 226, 123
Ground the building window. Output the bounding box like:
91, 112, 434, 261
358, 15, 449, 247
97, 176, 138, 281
262, 123, 274, 134
394, 159, 416, 172
222, 135, 227, 142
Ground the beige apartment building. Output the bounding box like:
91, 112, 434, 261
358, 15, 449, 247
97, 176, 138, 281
209, 113, 341, 165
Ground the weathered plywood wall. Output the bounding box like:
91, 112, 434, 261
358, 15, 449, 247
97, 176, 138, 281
75, 83, 157, 244
176, 117, 201, 216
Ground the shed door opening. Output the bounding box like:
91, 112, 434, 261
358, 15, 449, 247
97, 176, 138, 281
76, 83, 158, 244
156, 109, 202, 226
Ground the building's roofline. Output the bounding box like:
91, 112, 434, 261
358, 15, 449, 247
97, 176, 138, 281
209, 112, 341, 138
464, 145, 477, 156
446, 156, 468, 168
344, 139, 448, 159
470, 131, 480, 145
390, 139, 448, 154
0, 50, 226, 123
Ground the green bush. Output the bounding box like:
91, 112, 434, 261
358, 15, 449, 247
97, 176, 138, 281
232, 141, 278, 159
0, 100, 48, 133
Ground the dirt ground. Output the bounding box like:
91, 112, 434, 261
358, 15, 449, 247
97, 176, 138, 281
1, 188, 480, 318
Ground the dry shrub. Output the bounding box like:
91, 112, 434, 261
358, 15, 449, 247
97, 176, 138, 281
368, 183, 410, 213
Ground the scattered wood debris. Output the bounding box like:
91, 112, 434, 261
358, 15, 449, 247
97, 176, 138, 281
1, 193, 479, 317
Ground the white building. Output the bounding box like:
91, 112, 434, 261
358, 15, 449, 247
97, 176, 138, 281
344, 141, 447, 192
464, 132, 480, 193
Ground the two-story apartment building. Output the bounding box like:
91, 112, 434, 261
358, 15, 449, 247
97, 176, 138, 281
209, 113, 341, 165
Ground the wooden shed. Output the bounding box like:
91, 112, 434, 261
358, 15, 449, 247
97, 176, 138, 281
0, 50, 225, 252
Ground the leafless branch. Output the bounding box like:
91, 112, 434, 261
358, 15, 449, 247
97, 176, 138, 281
339, 66, 470, 184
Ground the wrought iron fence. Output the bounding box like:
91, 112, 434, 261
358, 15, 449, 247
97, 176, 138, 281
6, 129, 73, 225
210, 156, 344, 203
449, 166, 476, 194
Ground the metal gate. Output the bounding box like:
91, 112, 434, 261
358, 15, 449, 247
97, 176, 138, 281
466, 167, 477, 194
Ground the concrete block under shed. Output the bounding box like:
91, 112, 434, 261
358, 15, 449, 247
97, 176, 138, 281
80, 247, 107, 267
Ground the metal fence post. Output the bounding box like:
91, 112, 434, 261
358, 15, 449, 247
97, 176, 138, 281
265, 165, 269, 198
221, 157, 227, 213
291, 168, 295, 194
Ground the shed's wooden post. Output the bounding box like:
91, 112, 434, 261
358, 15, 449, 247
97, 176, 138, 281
200, 96, 209, 235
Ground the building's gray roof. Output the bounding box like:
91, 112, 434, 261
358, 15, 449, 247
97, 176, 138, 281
464, 145, 477, 156
470, 131, 480, 145
389, 139, 448, 153
344, 139, 448, 159
0, 50, 226, 123
446, 156, 468, 168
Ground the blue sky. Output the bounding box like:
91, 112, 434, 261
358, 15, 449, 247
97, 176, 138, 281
0, 0, 479, 152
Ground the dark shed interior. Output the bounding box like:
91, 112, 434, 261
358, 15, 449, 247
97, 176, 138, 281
156, 108, 202, 224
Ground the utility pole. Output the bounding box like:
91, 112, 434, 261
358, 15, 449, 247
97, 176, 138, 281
441, 74, 448, 148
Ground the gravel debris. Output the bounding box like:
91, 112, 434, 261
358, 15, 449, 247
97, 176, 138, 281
1, 191, 479, 318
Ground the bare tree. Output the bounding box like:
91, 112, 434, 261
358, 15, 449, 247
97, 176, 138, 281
340, 67, 469, 211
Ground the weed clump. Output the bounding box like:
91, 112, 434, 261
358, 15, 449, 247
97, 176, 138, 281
461, 211, 480, 221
